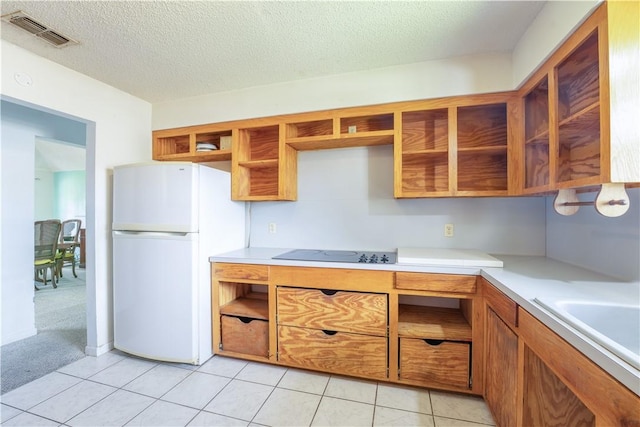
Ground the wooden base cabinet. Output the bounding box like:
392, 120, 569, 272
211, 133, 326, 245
212, 263, 483, 395
484, 307, 519, 427
522, 346, 595, 427
212, 263, 273, 362
481, 278, 640, 427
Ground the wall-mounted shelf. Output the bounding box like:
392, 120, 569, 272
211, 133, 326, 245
456, 103, 509, 195
152, 4, 638, 203
153, 126, 232, 162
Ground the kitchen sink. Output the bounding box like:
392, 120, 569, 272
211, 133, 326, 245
534, 298, 640, 370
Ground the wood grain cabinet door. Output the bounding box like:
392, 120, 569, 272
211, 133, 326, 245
485, 307, 518, 427
522, 345, 595, 427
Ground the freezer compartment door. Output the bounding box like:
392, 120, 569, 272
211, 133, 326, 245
113, 230, 200, 364
113, 162, 199, 232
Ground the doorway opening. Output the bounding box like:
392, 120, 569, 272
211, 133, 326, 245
0, 98, 93, 394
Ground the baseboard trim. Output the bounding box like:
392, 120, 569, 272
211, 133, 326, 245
85, 341, 113, 357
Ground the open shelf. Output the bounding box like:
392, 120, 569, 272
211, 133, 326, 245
525, 143, 550, 189
239, 125, 279, 161
237, 159, 279, 169
195, 130, 232, 150
220, 294, 269, 321
288, 130, 394, 151
457, 104, 507, 149
398, 304, 472, 341
524, 76, 550, 144
523, 76, 551, 191
455, 103, 508, 194
234, 124, 286, 200
557, 109, 601, 183
555, 29, 601, 186
400, 152, 449, 195
402, 109, 449, 151
340, 113, 394, 134
154, 134, 190, 157
286, 119, 333, 139
152, 127, 233, 162
217, 281, 270, 359
557, 31, 600, 122
457, 150, 508, 193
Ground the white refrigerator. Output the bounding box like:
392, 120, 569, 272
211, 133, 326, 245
112, 162, 245, 365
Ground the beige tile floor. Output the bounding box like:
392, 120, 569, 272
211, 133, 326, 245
1, 350, 495, 426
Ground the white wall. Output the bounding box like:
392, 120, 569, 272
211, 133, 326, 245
153, 53, 512, 129
1, 122, 38, 344
511, 0, 601, 88
546, 188, 640, 282
1, 40, 152, 353
250, 146, 546, 255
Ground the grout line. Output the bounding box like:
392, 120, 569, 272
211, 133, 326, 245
9, 351, 497, 426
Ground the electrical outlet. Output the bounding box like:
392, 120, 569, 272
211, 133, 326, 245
268, 222, 277, 234
444, 223, 454, 237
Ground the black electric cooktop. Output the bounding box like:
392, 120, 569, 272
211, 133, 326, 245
273, 249, 397, 264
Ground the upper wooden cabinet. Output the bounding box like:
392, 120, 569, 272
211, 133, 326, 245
152, 124, 232, 162
232, 123, 297, 201
393, 93, 518, 198
153, 95, 518, 200
152, 2, 638, 201
518, 1, 640, 194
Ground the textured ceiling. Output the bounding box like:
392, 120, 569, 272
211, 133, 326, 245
1, 1, 546, 103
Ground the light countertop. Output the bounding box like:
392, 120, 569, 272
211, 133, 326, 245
210, 247, 640, 395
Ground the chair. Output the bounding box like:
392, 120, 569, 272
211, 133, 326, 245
34, 220, 62, 290
56, 219, 82, 279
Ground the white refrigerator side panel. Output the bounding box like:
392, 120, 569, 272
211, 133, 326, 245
197, 166, 246, 362
113, 231, 199, 363
113, 162, 199, 232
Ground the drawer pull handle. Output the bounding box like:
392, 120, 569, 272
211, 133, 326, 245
320, 289, 338, 296
322, 330, 338, 336
238, 316, 255, 324
423, 339, 444, 346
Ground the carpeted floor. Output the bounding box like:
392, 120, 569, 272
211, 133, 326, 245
0, 268, 87, 394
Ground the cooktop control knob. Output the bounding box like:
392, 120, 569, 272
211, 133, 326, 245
358, 254, 368, 263
369, 254, 378, 263
381, 254, 389, 263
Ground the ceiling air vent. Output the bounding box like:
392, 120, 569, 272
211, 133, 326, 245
1, 10, 78, 48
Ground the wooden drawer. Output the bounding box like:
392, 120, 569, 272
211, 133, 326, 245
214, 263, 269, 282
399, 337, 470, 389
271, 266, 394, 293
278, 325, 387, 379
276, 287, 387, 335
221, 315, 269, 357
396, 272, 477, 294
